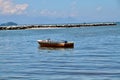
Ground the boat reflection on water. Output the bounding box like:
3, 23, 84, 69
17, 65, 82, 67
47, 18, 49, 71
38, 46, 74, 51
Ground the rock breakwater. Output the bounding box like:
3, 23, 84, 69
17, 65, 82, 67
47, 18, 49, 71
0, 22, 117, 30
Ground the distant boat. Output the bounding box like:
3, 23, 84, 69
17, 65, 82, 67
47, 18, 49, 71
37, 39, 74, 48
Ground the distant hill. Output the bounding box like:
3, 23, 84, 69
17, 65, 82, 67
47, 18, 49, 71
0, 22, 18, 26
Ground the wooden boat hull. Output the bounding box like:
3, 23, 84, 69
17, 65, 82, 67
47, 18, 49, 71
38, 40, 74, 48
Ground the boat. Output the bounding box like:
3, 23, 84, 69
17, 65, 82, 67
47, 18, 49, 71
37, 39, 74, 48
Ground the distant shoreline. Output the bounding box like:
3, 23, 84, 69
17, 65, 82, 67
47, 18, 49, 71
0, 22, 117, 30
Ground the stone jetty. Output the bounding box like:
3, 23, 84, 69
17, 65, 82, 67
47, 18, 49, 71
0, 22, 117, 30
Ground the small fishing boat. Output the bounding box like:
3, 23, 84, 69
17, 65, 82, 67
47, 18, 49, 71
37, 39, 74, 48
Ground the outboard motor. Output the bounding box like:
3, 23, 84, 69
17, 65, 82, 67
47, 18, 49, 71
64, 41, 67, 43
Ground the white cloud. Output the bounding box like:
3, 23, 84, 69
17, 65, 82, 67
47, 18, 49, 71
39, 0, 79, 18
96, 6, 103, 12
0, 0, 28, 15
38, 0, 79, 18
39, 9, 57, 17
39, 9, 79, 18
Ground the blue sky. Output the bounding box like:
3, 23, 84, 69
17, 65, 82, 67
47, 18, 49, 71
0, 0, 120, 24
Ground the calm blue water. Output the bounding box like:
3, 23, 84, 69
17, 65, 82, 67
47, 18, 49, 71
0, 24, 120, 80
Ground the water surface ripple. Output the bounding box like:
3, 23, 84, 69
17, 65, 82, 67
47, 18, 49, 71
0, 25, 120, 80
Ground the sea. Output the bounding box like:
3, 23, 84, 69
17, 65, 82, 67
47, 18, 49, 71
0, 23, 120, 80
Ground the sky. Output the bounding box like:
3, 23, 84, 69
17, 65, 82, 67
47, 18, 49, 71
0, 0, 120, 24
